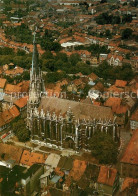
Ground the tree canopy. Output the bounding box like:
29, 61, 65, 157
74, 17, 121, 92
89, 132, 119, 164
12, 119, 30, 142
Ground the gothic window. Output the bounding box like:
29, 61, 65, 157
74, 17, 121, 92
46, 121, 50, 138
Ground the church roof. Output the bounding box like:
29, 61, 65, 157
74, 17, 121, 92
40, 97, 113, 120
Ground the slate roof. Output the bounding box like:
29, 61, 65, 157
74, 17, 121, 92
40, 97, 113, 120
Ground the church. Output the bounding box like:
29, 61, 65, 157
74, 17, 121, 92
27, 36, 119, 151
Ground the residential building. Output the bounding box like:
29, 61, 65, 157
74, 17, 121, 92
120, 129, 138, 179
97, 166, 119, 196
130, 108, 138, 131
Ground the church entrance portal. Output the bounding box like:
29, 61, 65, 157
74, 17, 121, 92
63, 137, 75, 149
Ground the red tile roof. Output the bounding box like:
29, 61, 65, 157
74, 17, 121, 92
130, 109, 138, 122
115, 80, 127, 88
9, 105, 20, 118
0, 106, 20, 125
20, 150, 47, 166
5, 84, 21, 94
0, 78, 6, 89
97, 166, 117, 187
14, 96, 28, 109
88, 72, 98, 81
68, 159, 87, 181
104, 97, 128, 114
121, 177, 138, 192
121, 129, 138, 165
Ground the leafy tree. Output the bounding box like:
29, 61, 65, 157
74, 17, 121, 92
17, 49, 26, 56
100, 0, 107, 3
12, 119, 30, 142
89, 132, 118, 164
44, 71, 67, 83
41, 51, 54, 59
122, 14, 132, 24
69, 53, 81, 66
42, 59, 56, 71
122, 28, 133, 40
56, 52, 68, 62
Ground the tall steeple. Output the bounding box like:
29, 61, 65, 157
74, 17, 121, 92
27, 31, 45, 132
31, 32, 39, 76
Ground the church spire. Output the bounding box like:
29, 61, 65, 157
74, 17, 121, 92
32, 32, 39, 75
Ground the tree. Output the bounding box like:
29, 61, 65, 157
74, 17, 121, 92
122, 28, 133, 40
69, 53, 81, 66
89, 132, 118, 164
12, 119, 30, 142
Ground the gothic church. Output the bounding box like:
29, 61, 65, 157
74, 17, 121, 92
27, 36, 119, 151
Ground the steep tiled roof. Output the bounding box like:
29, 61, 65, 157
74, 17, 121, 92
121, 177, 138, 192
88, 72, 98, 81
5, 84, 21, 94
68, 159, 87, 181
97, 166, 117, 187
0, 78, 6, 89
130, 108, 138, 122
115, 80, 127, 88
0, 106, 20, 124
9, 105, 20, 118
121, 129, 138, 165
14, 97, 28, 109
104, 97, 128, 114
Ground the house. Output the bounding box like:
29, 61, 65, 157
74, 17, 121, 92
115, 80, 127, 89
63, 159, 87, 191
77, 163, 100, 191
107, 54, 123, 66
49, 167, 65, 189
18, 164, 44, 196
99, 54, 108, 63
91, 56, 98, 65
130, 108, 138, 131
17, 80, 30, 93
4, 84, 21, 96
88, 72, 99, 82
0, 105, 20, 131
104, 97, 128, 127
40, 168, 54, 189
57, 156, 73, 175
67, 84, 77, 93
97, 166, 119, 196
119, 177, 138, 196
120, 129, 138, 179
0, 78, 7, 93
14, 96, 28, 111
88, 89, 100, 100
20, 150, 47, 167
130, 56, 138, 72
4, 66, 24, 77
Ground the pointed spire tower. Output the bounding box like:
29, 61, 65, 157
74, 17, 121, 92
31, 32, 39, 76
27, 31, 45, 131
